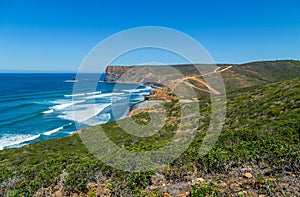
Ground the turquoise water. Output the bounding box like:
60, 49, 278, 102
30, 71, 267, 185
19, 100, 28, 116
0, 73, 151, 150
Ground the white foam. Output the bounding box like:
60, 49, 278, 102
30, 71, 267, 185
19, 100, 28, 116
132, 95, 146, 102
85, 92, 124, 99
122, 89, 142, 93
43, 126, 63, 136
0, 134, 40, 150
112, 96, 124, 102
64, 80, 78, 83
58, 103, 111, 123
67, 131, 77, 135
51, 100, 85, 111
50, 100, 69, 104
85, 91, 102, 95
82, 113, 111, 126
42, 109, 54, 114
64, 93, 85, 97
137, 92, 151, 96
64, 91, 101, 97
122, 87, 152, 93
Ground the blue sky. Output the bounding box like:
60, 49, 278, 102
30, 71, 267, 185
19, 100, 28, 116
0, 0, 299, 72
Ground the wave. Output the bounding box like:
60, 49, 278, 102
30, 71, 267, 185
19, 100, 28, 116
0, 134, 40, 150
43, 122, 73, 136
0, 102, 35, 114
122, 87, 152, 93
137, 91, 151, 96
0, 112, 41, 127
64, 91, 101, 97
43, 126, 64, 136
42, 109, 54, 114
85, 92, 124, 100
42, 100, 85, 114
82, 113, 111, 126
51, 100, 85, 110
122, 89, 143, 93
64, 80, 78, 83
50, 99, 70, 104
58, 103, 111, 123
67, 131, 77, 135
130, 95, 145, 102
34, 100, 52, 105
86, 91, 102, 95
64, 93, 85, 97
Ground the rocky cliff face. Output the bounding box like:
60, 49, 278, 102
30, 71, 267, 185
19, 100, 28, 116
104, 66, 133, 82
104, 65, 174, 87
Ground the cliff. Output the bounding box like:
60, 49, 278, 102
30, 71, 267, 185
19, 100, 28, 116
105, 66, 133, 82
104, 60, 300, 97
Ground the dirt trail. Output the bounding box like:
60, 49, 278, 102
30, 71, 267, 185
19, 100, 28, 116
171, 66, 232, 95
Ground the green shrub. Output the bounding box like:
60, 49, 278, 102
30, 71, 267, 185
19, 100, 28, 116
190, 184, 220, 197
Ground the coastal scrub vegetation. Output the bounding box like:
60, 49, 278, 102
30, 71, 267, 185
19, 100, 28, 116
0, 77, 299, 196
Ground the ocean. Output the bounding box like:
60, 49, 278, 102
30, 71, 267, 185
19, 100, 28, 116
0, 73, 152, 150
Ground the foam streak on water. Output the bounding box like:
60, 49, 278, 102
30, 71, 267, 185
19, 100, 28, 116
0, 134, 41, 150
43, 126, 64, 136
58, 103, 111, 123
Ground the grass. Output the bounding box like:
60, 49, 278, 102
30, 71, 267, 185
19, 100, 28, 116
0, 77, 299, 196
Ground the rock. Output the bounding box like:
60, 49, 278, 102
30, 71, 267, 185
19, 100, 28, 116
102, 189, 111, 195
146, 87, 175, 101
237, 191, 247, 195
197, 177, 205, 182
105, 66, 133, 82
230, 183, 240, 192
178, 191, 190, 197
53, 190, 63, 197
244, 172, 253, 179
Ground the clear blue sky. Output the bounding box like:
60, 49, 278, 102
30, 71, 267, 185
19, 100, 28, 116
0, 0, 299, 72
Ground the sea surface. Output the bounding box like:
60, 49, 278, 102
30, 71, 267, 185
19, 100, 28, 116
0, 73, 152, 150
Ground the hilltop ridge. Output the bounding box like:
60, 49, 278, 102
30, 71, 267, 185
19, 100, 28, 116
105, 60, 300, 93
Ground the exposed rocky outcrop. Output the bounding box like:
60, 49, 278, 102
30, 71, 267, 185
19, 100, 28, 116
145, 87, 175, 101
105, 66, 133, 82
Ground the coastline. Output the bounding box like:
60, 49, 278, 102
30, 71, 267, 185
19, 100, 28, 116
72, 86, 161, 137
127, 84, 167, 116
71, 85, 158, 136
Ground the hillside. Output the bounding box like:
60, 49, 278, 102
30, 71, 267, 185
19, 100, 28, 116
105, 60, 300, 94
0, 76, 299, 196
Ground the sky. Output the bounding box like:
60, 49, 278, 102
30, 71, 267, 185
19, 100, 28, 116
0, 0, 299, 72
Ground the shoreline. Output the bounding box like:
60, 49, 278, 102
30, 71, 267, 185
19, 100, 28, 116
1, 84, 159, 150
127, 84, 165, 116
67, 86, 162, 138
